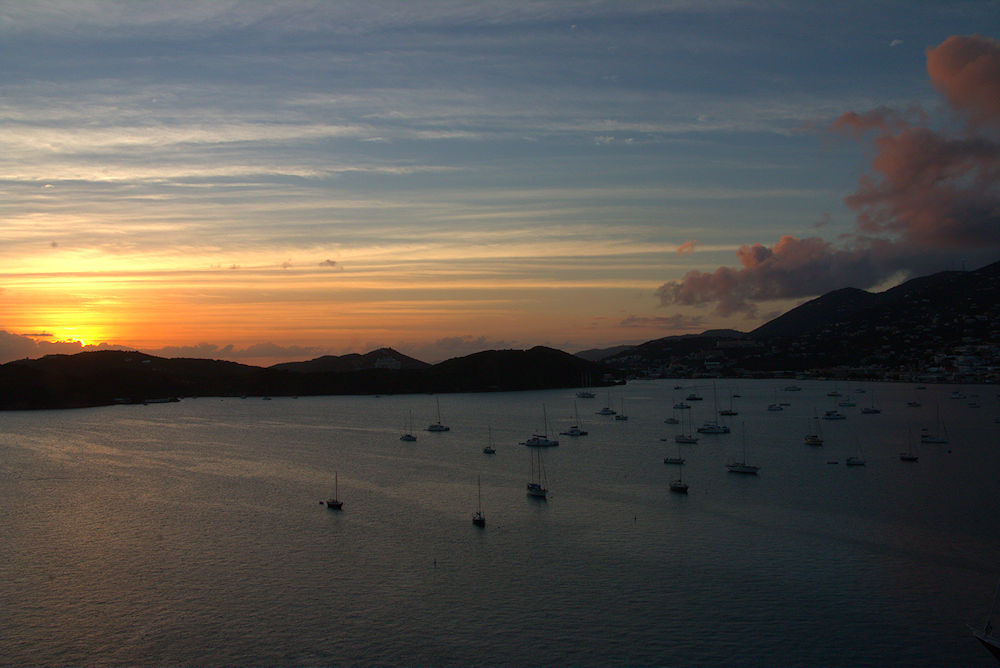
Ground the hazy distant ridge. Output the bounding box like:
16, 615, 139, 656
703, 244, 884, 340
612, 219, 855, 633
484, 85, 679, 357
0, 346, 609, 410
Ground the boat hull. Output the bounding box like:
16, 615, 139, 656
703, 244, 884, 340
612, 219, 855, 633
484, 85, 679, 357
526, 483, 547, 498
522, 435, 559, 447
971, 628, 1000, 661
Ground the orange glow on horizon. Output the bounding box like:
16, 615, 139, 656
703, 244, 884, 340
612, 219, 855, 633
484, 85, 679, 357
0, 237, 744, 364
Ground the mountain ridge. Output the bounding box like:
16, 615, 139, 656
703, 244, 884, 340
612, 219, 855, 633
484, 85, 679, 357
598, 259, 1000, 380
0, 346, 612, 410
2, 259, 997, 409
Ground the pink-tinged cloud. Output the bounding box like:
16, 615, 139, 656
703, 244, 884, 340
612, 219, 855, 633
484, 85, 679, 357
676, 240, 697, 254
841, 124, 1000, 247
656, 236, 887, 316
927, 35, 1000, 127
658, 34, 1000, 317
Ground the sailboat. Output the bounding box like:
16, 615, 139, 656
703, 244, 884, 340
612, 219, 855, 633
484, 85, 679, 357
669, 461, 689, 494
920, 404, 949, 444
970, 579, 1000, 661
596, 391, 617, 416
521, 405, 559, 447
846, 437, 866, 466
526, 447, 548, 499
698, 383, 731, 433
400, 410, 417, 442
675, 404, 698, 444
325, 472, 344, 510
727, 423, 759, 475
426, 398, 450, 432
614, 398, 628, 421
483, 426, 496, 454
861, 389, 881, 414
472, 475, 485, 527
560, 402, 588, 436
664, 436, 686, 467
804, 410, 823, 446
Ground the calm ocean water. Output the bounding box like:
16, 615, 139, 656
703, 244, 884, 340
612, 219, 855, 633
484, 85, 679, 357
2, 379, 999, 666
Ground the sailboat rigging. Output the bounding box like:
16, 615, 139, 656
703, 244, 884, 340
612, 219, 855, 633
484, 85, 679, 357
472, 475, 485, 527
426, 398, 450, 432
667, 440, 688, 492
560, 402, 588, 436
326, 472, 343, 510
400, 410, 417, 442
675, 403, 698, 444
727, 422, 759, 475
526, 448, 548, 499
900, 427, 919, 462
521, 404, 559, 447
698, 382, 730, 433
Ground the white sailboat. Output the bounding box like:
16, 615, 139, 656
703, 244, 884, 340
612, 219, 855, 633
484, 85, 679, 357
727, 423, 759, 475
596, 391, 617, 416
675, 404, 698, 444
472, 475, 485, 527
526, 447, 548, 499
698, 383, 731, 433
483, 426, 496, 454
560, 402, 588, 436
521, 404, 559, 447
426, 398, 450, 432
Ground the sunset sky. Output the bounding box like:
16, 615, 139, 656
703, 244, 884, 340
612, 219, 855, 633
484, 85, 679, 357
2, 1, 999, 365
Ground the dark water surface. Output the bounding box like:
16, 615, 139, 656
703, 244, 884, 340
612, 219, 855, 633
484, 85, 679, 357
2, 379, 999, 666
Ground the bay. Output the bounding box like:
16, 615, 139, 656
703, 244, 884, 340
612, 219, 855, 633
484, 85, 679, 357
1, 379, 999, 666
